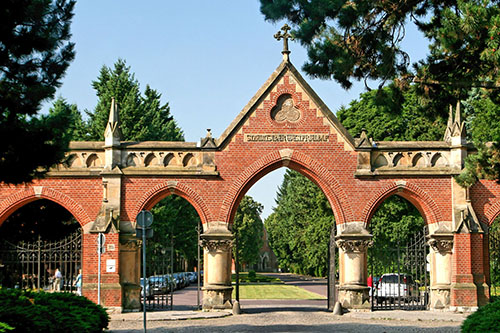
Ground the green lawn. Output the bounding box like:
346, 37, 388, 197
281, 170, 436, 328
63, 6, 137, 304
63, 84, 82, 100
231, 284, 326, 300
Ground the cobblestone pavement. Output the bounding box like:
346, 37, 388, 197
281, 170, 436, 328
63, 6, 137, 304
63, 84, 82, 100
109, 304, 464, 332
109, 274, 466, 332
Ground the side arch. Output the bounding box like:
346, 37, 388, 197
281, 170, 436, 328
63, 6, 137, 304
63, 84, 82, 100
134, 181, 210, 225
486, 199, 500, 226
220, 149, 353, 226
0, 187, 92, 227
361, 181, 442, 226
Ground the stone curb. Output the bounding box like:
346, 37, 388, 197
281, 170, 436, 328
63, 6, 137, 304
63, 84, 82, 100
110, 310, 232, 322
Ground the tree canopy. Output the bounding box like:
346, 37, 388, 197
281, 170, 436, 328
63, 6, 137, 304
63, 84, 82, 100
0, 0, 76, 184
233, 196, 264, 268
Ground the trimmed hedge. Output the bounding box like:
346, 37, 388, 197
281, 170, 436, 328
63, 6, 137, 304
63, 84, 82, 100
0, 288, 108, 332
461, 299, 500, 332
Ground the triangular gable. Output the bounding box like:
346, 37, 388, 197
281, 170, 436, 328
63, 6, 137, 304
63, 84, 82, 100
216, 60, 356, 151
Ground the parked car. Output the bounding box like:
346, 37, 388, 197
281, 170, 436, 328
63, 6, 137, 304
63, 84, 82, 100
148, 275, 169, 295
374, 273, 417, 303
140, 278, 153, 300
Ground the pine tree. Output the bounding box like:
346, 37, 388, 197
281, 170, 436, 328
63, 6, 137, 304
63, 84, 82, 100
0, 0, 76, 183
84, 59, 184, 142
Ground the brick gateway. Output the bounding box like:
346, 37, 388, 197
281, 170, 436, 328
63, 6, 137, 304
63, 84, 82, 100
1, 35, 499, 313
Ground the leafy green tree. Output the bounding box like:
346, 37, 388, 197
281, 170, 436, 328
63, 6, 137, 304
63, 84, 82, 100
233, 196, 264, 267
48, 97, 88, 141
369, 196, 426, 276
0, 0, 76, 184
265, 170, 334, 276
149, 195, 200, 271
84, 59, 184, 142
337, 84, 446, 141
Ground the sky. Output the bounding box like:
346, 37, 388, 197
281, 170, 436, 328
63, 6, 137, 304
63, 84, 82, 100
42, 1, 429, 219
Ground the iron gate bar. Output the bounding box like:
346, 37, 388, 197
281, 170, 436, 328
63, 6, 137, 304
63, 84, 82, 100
490, 230, 500, 297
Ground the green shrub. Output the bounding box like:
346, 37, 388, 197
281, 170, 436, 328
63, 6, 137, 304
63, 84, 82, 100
461, 299, 500, 332
248, 270, 257, 282
0, 288, 109, 332
0, 322, 14, 332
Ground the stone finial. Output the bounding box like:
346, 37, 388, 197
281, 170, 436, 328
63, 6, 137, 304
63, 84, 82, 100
274, 24, 294, 61
356, 128, 372, 149
200, 128, 216, 148
443, 101, 466, 145
104, 97, 122, 146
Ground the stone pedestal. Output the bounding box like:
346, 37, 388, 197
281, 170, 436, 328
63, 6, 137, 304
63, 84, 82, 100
428, 233, 453, 309
335, 230, 372, 309
200, 227, 233, 310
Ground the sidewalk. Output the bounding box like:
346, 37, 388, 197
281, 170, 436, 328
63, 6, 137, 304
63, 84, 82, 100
110, 310, 232, 322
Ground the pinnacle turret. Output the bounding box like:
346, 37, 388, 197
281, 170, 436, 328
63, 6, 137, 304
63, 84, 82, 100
104, 97, 122, 147
444, 101, 466, 145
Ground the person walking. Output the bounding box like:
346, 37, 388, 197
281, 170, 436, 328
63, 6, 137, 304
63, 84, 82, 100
74, 269, 82, 296
53, 267, 62, 292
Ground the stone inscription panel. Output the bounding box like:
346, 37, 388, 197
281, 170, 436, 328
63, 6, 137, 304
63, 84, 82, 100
244, 133, 329, 143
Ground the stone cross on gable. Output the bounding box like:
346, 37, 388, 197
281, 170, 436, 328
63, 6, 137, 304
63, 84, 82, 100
274, 24, 294, 61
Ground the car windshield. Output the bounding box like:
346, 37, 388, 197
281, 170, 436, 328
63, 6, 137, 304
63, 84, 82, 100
381, 275, 413, 283
149, 276, 164, 283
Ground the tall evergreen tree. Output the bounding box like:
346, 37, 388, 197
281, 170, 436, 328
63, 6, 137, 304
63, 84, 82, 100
0, 0, 76, 184
84, 59, 183, 142
233, 196, 264, 268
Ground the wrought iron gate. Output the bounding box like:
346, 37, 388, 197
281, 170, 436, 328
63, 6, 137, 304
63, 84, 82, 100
0, 231, 81, 292
141, 244, 174, 311
490, 229, 500, 296
369, 230, 429, 311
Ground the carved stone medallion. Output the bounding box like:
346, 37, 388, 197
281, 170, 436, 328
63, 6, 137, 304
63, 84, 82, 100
271, 95, 301, 123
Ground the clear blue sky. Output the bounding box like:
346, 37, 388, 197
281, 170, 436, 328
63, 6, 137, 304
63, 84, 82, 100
42, 1, 429, 219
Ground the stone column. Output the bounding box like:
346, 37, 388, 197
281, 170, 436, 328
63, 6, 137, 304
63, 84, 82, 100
335, 230, 372, 309
119, 235, 141, 311
200, 226, 233, 310
427, 233, 453, 309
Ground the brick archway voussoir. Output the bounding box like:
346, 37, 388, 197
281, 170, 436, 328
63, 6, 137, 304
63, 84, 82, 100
220, 149, 352, 225
486, 199, 500, 226
0, 187, 92, 227
134, 181, 210, 225
361, 181, 441, 226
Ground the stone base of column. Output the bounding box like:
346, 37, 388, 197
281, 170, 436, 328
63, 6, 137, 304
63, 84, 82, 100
121, 282, 141, 312
338, 285, 370, 309
430, 284, 450, 309
202, 285, 233, 310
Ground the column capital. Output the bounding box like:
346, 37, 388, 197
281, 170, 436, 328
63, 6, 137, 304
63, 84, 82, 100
427, 233, 454, 253
200, 227, 233, 252
335, 234, 373, 253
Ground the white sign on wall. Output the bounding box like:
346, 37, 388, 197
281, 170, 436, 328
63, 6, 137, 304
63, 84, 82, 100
106, 259, 116, 273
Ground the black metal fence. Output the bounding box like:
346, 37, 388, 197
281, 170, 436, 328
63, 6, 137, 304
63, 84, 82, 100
0, 230, 82, 292
369, 230, 429, 311
141, 245, 174, 311
490, 229, 500, 296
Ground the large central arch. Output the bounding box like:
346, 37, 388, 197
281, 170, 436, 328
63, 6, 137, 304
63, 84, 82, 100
221, 149, 352, 226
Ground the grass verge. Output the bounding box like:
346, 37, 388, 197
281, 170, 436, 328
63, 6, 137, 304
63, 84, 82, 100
231, 284, 326, 300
